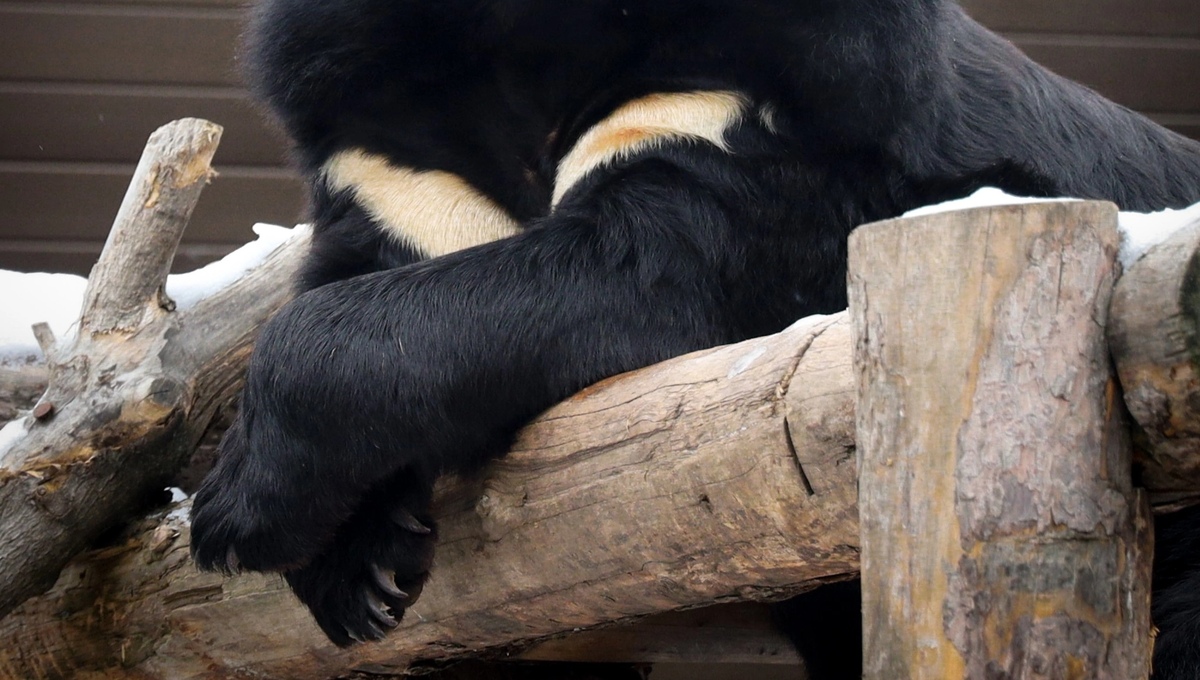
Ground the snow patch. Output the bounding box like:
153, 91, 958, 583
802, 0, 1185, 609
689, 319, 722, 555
0, 224, 300, 362
165, 223, 298, 310
166, 504, 191, 524
1117, 202, 1200, 269
903, 187, 1079, 219
0, 271, 86, 361
904, 187, 1200, 270
0, 419, 29, 464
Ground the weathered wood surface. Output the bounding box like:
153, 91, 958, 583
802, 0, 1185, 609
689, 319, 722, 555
0, 119, 310, 623
1110, 218, 1200, 506
0, 364, 46, 424
0, 314, 857, 680
851, 202, 1153, 679
4, 188, 1200, 678
79, 120, 220, 334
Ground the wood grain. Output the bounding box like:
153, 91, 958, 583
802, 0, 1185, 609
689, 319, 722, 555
0, 120, 310, 629
851, 202, 1152, 679
0, 315, 857, 679
1110, 220, 1200, 505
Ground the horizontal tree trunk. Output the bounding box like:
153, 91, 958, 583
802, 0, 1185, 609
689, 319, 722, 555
1110, 219, 1200, 507
0, 314, 858, 680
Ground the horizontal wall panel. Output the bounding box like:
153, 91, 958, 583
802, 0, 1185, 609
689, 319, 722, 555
0, 86, 288, 165
1167, 124, 1200, 142
961, 0, 1200, 38
0, 6, 241, 85
0, 240, 239, 276
81, 0, 245, 6
0, 243, 108, 275
1149, 113, 1200, 144
1015, 40, 1200, 114
0, 164, 304, 243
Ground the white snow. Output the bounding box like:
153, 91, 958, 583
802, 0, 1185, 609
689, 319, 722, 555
0, 223, 300, 362
903, 187, 1080, 219
0, 419, 28, 462
0, 271, 86, 361
165, 223, 297, 310
1117, 202, 1200, 269
903, 187, 1200, 270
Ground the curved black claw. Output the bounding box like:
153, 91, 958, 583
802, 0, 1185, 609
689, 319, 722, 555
392, 507, 433, 535
372, 564, 407, 598
284, 478, 437, 647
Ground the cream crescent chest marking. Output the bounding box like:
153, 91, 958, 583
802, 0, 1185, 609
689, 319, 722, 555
322, 91, 754, 255
551, 90, 749, 206
322, 149, 522, 258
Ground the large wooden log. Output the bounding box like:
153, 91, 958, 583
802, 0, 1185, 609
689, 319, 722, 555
0, 120, 310, 622
4, 188, 1198, 678
851, 202, 1153, 679
1110, 219, 1200, 506
0, 314, 856, 680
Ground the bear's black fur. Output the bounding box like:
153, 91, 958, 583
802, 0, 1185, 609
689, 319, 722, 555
189, 0, 1200, 675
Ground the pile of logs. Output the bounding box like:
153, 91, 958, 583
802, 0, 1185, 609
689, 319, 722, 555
0, 120, 1197, 679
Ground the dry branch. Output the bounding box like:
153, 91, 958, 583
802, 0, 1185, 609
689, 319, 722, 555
852, 202, 1152, 678
80, 121, 219, 334
0, 119, 310, 622
0, 314, 858, 680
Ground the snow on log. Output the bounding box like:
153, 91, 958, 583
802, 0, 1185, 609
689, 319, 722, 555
0, 314, 858, 680
0, 224, 297, 426
0, 120, 310, 622
852, 202, 1152, 679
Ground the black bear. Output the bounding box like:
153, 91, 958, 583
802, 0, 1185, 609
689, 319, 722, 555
189, 0, 1200, 676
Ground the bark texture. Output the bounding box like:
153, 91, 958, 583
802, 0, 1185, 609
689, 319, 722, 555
851, 202, 1152, 680
0, 364, 46, 424
1110, 219, 1200, 506
0, 314, 857, 680
0, 119, 310, 623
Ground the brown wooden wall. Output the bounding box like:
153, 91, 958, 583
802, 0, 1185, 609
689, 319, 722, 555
0, 0, 1197, 275
0, 0, 303, 274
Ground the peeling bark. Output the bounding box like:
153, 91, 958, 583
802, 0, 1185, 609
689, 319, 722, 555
851, 202, 1152, 679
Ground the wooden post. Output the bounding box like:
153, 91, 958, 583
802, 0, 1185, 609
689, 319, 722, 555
849, 202, 1152, 679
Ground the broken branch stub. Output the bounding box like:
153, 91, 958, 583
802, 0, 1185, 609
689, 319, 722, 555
0, 119, 309, 623
80, 119, 222, 335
